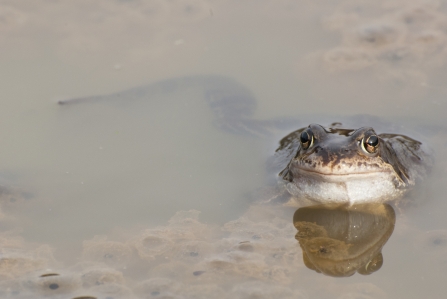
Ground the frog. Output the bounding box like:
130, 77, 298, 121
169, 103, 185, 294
276, 123, 432, 205
58, 75, 433, 205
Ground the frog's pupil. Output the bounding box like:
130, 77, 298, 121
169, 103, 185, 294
300, 131, 310, 144
367, 135, 379, 147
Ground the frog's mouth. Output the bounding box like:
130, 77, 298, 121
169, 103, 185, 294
292, 166, 397, 182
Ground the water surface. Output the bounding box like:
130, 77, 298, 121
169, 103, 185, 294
0, 0, 446, 298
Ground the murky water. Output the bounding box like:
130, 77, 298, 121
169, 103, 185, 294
0, 0, 447, 298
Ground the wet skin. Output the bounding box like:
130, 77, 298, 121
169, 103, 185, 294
278, 123, 432, 205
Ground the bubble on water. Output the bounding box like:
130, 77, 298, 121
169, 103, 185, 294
135, 277, 180, 298
130, 210, 215, 262
82, 236, 133, 268
23, 272, 82, 296
80, 267, 125, 288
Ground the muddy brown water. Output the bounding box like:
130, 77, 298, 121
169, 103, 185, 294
0, 1, 447, 298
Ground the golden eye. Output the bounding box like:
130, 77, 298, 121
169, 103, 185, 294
361, 135, 379, 154
300, 129, 314, 150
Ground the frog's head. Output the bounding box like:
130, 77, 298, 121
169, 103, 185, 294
281, 124, 409, 204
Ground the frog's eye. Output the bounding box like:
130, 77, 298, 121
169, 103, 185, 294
300, 129, 314, 150
361, 134, 379, 154
358, 253, 383, 275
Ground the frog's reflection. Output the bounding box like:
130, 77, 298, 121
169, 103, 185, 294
293, 204, 395, 277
